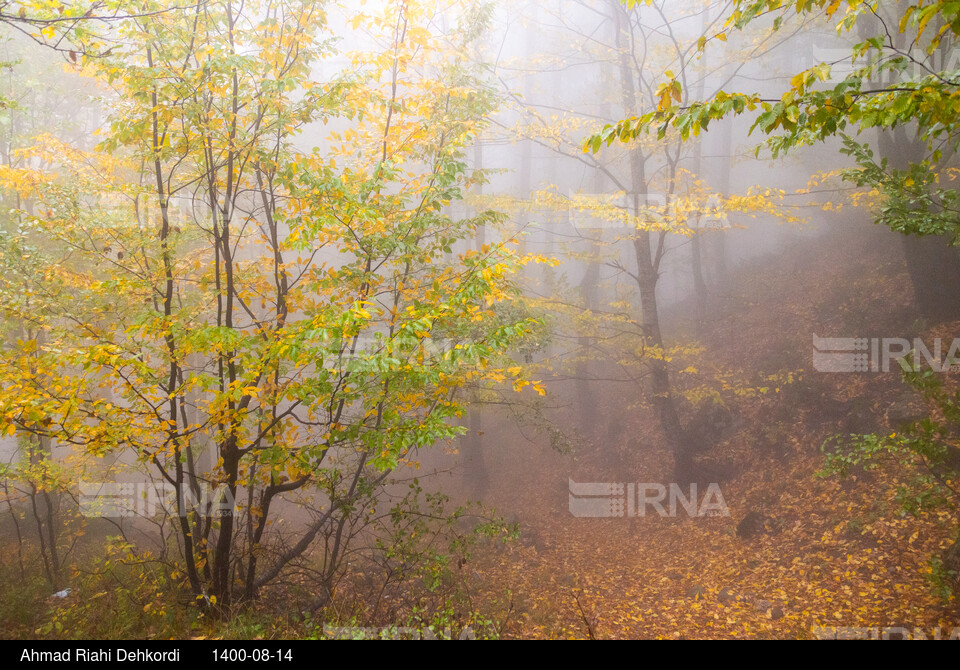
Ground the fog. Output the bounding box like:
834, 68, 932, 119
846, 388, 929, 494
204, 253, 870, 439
0, 0, 958, 641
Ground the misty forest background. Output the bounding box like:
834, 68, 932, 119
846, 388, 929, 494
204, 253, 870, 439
0, 0, 959, 639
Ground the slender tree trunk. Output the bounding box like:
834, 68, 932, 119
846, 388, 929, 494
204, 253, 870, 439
577, 260, 600, 441
691, 233, 707, 332
2, 478, 25, 581
612, 1, 693, 482
689, 5, 710, 333
465, 137, 488, 496
466, 408, 487, 497
712, 121, 732, 290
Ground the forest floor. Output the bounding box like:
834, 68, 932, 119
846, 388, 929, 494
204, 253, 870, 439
463, 221, 960, 639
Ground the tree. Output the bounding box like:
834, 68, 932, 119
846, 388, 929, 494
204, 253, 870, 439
491, 0, 798, 481
0, 1, 202, 60
0, 0, 539, 614
588, 0, 960, 593
589, 0, 960, 321
0, 31, 105, 591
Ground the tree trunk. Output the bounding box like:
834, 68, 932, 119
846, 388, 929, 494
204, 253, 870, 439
689, 5, 710, 334
612, 0, 694, 482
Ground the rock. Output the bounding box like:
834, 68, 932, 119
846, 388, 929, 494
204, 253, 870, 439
685, 585, 706, 600
518, 523, 546, 552
886, 391, 925, 428
718, 588, 737, 605
752, 598, 785, 619
736, 511, 767, 540
842, 397, 878, 434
